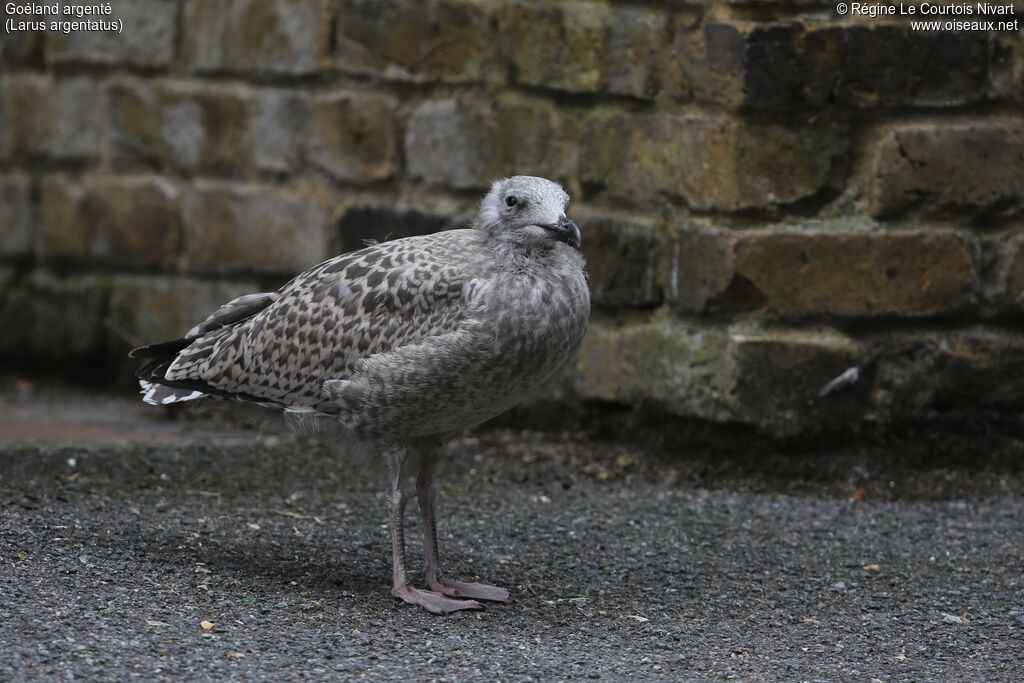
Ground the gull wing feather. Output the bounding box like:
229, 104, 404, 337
160, 231, 483, 412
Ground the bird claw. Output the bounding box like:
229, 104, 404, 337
428, 577, 511, 603
392, 585, 483, 615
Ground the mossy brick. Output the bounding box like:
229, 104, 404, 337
0, 271, 109, 358
665, 225, 978, 318
576, 322, 734, 420
672, 20, 986, 110
0, 174, 33, 258
874, 329, 1024, 420
1, 76, 100, 162
40, 174, 182, 267
254, 89, 397, 181
501, 0, 667, 98
108, 275, 260, 346
335, 0, 490, 82
579, 111, 847, 211
183, 0, 330, 75
576, 322, 860, 433
46, 0, 176, 68
873, 122, 1024, 218
573, 208, 659, 308
182, 183, 330, 275
406, 96, 565, 190
109, 81, 251, 177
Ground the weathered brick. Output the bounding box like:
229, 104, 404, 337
574, 208, 659, 308
406, 96, 566, 189
873, 122, 1024, 217
1003, 233, 1024, 312
108, 275, 260, 346
182, 183, 330, 274
672, 21, 987, 109
40, 174, 182, 267
183, 0, 330, 75
335, 0, 490, 82
335, 206, 450, 254
1, 7, 44, 67
0, 270, 108, 358
576, 322, 860, 434
46, 0, 175, 68
990, 30, 1024, 104
109, 81, 251, 177
580, 111, 847, 210
0, 174, 33, 258
1, 76, 100, 162
576, 322, 733, 419
254, 89, 398, 181
874, 329, 1024, 420
312, 93, 398, 182
839, 25, 986, 108
501, 0, 667, 98
728, 328, 861, 435
665, 225, 979, 318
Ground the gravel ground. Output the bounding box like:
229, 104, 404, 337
1, 379, 1023, 681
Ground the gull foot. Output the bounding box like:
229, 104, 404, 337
393, 585, 483, 615
428, 577, 511, 603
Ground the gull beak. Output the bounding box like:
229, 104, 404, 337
545, 217, 581, 248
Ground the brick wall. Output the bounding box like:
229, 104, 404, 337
1, 0, 1022, 437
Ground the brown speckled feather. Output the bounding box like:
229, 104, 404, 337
164, 230, 486, 413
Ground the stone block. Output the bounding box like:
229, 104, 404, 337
574, 208, 659, 308
579, 111, 848, 210
576, 322, 734, 420
728, 328, 861, 435
0, 270, 109, 358
40, 174, 182, 267
108, 275, 260, 346
109, 81, 251, 177
838, 24, 986, 108
671, 20, 987, 109
183, 0, 330, 75
335, 0, 490, 82
576, 322, 861, 434
46, 0, 176, 68
989, 30, 1024, 104
874, 329, 1024, 420
501, 0, 667, 98
335, 206, 450, 254
665, 225, 979, 318
1, 76, 100, 162
1, 7, 44, 67
0, 174, 34, 258
310, 92, 397, 182
873, 122, 1024, 217
406, 96, 565, 189
182, 183, 330, 275
255, 89, 397, 180
1003, 233, 1024, 312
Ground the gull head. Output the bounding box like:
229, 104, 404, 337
476, 176, 580, 249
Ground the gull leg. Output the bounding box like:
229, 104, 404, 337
417, 449, 510, 604
386, 449, 481, 614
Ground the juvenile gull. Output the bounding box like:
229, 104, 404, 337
131, 176, 591, 614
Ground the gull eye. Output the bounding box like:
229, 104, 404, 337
505, 195, 518, 208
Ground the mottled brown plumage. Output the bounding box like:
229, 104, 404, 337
132, 176, 590, 613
